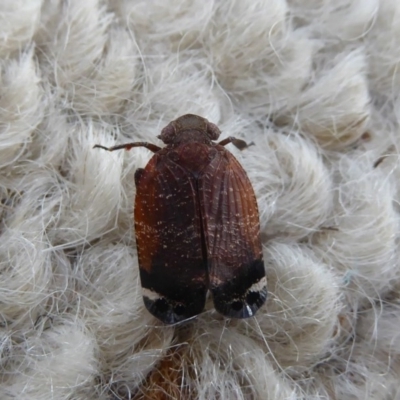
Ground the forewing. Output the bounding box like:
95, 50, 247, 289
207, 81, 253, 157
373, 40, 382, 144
199, 148, 267, 318
134, 154, 207, 324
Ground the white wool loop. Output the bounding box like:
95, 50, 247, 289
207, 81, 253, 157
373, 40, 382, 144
1, 0, 400, 398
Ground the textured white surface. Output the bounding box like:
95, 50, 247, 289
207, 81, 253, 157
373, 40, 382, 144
1, 0, 400, 399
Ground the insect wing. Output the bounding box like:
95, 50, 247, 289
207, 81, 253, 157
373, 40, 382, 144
134, 154, 207, 324
199, 148, 267, 318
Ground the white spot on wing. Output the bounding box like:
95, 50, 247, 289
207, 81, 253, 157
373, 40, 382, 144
142, 288, 163, 301
247, 276, 267, 294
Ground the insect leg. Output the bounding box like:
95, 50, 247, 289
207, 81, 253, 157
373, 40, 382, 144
93, 142, 161, 153
217, 137, 254, 151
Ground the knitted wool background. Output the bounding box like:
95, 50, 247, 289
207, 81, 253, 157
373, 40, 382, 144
1, 0, 399, 399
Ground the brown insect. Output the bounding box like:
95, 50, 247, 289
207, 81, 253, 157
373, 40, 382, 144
94, 114, 267, 324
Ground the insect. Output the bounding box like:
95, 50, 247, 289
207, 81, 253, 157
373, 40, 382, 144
94, 114, 267, 324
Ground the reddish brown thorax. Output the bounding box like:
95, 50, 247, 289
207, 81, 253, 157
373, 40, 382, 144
169, 143, 216, 177
157, 115, 223, 177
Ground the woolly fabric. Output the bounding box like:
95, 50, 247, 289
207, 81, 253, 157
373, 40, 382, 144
0, 0, 399, 399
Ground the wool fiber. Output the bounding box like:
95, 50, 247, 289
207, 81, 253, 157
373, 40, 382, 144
1, 0, 400, 399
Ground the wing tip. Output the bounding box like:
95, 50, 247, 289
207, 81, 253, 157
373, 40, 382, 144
143, 296, 192, 324
142, 288, 206, 325
213, 276, 268, 319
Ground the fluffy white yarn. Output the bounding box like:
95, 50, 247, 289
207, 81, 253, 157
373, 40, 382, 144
1, 0, 399, 399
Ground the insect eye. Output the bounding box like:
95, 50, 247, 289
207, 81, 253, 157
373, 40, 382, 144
206, 122, 221, 140
158, 123, 176, 144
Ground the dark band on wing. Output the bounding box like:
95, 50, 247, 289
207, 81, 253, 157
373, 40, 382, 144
211, 260, 267, 318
